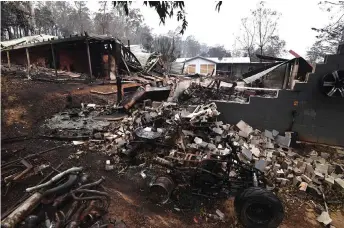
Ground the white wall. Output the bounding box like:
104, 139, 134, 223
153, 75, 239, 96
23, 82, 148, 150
184, 58, 216, 75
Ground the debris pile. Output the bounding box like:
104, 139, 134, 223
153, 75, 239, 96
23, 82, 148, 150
1, 165, 126, 228
1, 64, 88, 81
43, 101, 344, 205
178, 82, 278, 105
39, 90, 343, 227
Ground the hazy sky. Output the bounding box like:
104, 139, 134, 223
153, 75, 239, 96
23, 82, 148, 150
87, 0, 331, 58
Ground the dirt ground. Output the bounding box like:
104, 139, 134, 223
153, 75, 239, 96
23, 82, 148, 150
1, 74, 343, 228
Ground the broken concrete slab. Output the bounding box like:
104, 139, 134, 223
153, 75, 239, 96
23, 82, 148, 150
264, 142, 275, 149
242, 148, 252, 161
194, 137, 203, 144
251, 146, 260, 157
325, 175, 335, 185
254, 159, 267, 172
301, 174, 312, 183
293, 176, 302, 186
315, 164, 329, 175
275, 135, 291, 147
287, 173, 294, 179
212, 127, 223, 135
236, 120, 253, 137
277, 169, 285, 177
334, 178, 344, 189
320, 152, 330, 159
305, 163, 315, 178
314, 171, 325, 180
264, 130, 274, 140
317, 211, 332, 226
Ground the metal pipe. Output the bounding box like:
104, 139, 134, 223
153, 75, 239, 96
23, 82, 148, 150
77, 176, 105, 190
51, 43, 58, 77
2, 146, 63, 168
43, 174, 79, 196
86, 39, 93, 81
26, 48, 30, 79
7, 51, 10, 68
1, 192, 42, 228
26, 167, 83, 193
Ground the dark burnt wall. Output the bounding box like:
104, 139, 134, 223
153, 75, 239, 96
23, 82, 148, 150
57, 42, 89, 73
215, 45, 344, 146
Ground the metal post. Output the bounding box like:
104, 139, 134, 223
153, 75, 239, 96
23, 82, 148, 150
25, 48, 30, 79
108, 42, 111, 79
116, 75, 122, 104
7, 51, 11, 68
50, 43, 57, 77
115, 42, 122, 104
289, 59, 299, 89
127, 40, 130, 52
86, 39, 92, 80
282, 63, 289, 89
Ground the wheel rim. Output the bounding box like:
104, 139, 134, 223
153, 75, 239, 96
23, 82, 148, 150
322, 70, 344, 97
246, 202, 273, 224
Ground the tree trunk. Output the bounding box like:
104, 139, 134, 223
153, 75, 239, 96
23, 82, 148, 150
14, 27, 17, 38
8, 28, 13, 40
1, 29, 5, 40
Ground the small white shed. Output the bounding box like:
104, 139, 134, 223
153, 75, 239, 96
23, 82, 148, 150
176, 56, 217, 75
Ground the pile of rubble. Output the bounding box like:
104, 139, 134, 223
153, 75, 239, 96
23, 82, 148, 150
178, 82, 278, 105
232, 124, 344, 198
1, 64, 88, 81
44, 100, 344, 202
40, 88, 344, 226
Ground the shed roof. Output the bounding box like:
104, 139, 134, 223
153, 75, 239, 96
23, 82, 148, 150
1, 34, 122, 51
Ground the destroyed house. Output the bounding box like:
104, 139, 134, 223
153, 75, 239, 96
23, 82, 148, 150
1, 34, 143, 79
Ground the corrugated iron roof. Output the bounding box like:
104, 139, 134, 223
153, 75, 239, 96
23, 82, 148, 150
0, 34, 58, 48
243, 61, 288, 84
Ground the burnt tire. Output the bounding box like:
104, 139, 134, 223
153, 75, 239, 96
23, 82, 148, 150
234, 187, 284, 228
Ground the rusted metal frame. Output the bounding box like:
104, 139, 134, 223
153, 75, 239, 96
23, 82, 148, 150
86, 38, 93, 81
25, 48, 30, 79
7, 51, 11, 68
11, 159, 33, 182
50, 42, 58, 77
122, 57, 131, 75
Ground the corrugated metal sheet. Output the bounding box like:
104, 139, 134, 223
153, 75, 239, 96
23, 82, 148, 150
0, 34, 57, 48
169, 62, 185, 74
208, 57, 250, 63
127, 45, 152, 67
175, 56, 250, 64
243, 61, 287, 84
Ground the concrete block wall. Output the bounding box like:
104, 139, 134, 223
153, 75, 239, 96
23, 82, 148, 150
215, 46, 344, 146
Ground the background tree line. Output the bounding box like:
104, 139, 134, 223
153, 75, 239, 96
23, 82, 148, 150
306, 1, 344, 64
1, 1, 341, 64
